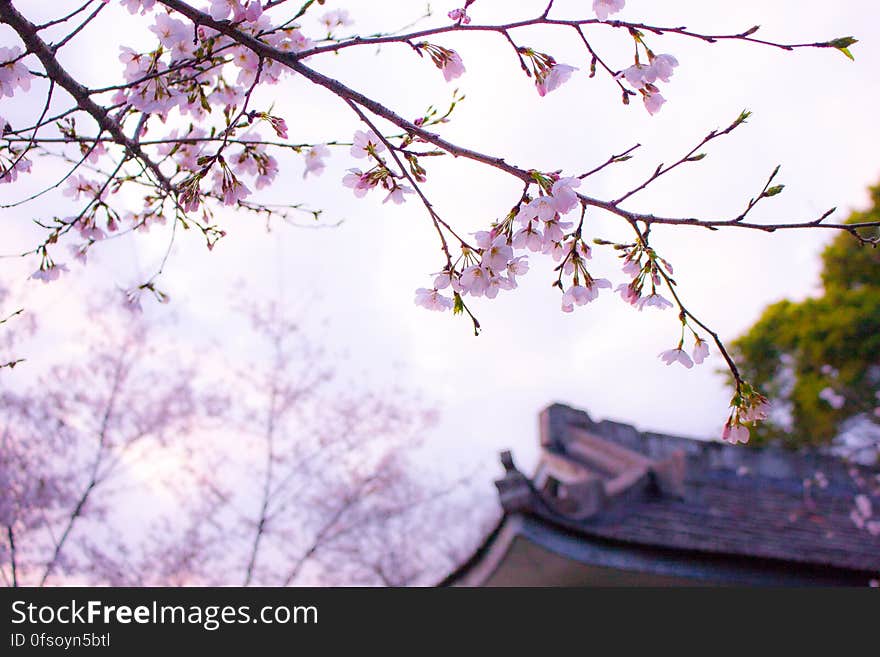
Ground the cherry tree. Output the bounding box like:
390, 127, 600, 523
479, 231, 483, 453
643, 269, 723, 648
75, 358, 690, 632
137, 299, 477, 587
0, 297, 199, 586
0, 0, 877, 446
0, 290, 482, 586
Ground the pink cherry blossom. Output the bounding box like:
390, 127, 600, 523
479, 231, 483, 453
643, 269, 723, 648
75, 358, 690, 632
209, 0, 244, 21
593, 0, 625, 21
740, 401, 770, 423
621, 64, 651, 90
481, 235, 514, 271
644, 92, 666, 115
721, 423, 750, 445
551, 177, 582, 214
542, 219, 567, 245
150, 13, 193, 59
441, 51, 466, 82
693, 338, 710, 365
616, 282, 640, 305
63, 175, 105, 201
622, 256, 642, 277
414, 288, 453, 311
30, 263, 69, 284
472, 230, 499, 250
321, 9, 353, 32
636, 293, 673, 311
243, 1, 263, 22
459, 265, 490, 297
118, 46, 148, 79
118, 0, 157, 14
223, 178, 250, 205
303, 145, 330, 178
512, 224, 545, 252
342, 169, 375, 198
350, 130, 386, 159
210, 83, 244, 109
481, 275, 507, 299
517, 196, 558, 224
266, 115, 288, 139
506, 256, 530, 280
0, 47, 32, 98
383, 185, 414, 205
254, 155, 279, 190
650, 54, 679, 83
85, 142, 108, 164
433, 270, 459, 291
543, 240, 566, 262
69, 244, 89, 265
561, 279, 611, 312
659, 348, 694, 369
232, 47, 262, 86
0, 154, 32, 184
270, 27, 315, 57
537, 63, 578, 97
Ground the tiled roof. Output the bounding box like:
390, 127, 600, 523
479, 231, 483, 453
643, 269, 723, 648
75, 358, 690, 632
515, 404, 880, 574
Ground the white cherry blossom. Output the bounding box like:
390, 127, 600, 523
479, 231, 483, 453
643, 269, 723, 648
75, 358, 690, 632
659, 348, 694, 369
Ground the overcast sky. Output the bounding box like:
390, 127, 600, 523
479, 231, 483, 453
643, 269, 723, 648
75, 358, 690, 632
3, 0, 879, 480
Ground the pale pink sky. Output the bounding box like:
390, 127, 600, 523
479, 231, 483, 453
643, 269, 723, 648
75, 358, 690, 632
2, 0, 879, 476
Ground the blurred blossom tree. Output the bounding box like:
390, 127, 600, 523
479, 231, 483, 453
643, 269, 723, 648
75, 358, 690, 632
730, 182, 880, 456
0, 0, 877, 443
0, 298, 200, 586
0, 294, 484, 586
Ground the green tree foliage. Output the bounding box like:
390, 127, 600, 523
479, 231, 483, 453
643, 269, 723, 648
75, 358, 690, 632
730, 182, 880, 448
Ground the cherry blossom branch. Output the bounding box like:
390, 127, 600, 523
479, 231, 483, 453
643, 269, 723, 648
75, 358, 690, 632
242, 378, 277, 586
573, 25, 632, 99
343, 98, 457, 265
50, 1, 106, 53
1, 1, 872, 448
582, 197, 876, 243
0, 0, 173, 192
613, 110, 750, 205
35, 1, 96, 31
0, 80, 54, 182
156, 0, 531, 181
577, 143, 640, 179
281, 474, 380, 587
38, 347, 126, 585
154, 2, 880, 245
294, 15, 851, 60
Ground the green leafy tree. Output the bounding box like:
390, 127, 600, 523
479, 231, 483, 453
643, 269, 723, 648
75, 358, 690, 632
730, 182, 880, 449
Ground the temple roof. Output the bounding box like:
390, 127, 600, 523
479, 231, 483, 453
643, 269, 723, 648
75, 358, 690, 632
444, 404, 880, 585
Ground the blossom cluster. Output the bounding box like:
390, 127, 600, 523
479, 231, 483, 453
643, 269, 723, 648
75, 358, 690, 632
342, 130, 413, 204
618, 52, 679, 115
14, 2, 355, 282
2, 0, 813, 451
412, 173, 683, 323
722, 383, 771, 445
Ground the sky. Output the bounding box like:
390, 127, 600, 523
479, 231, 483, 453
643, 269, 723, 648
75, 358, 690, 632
2, 0, 880, 485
